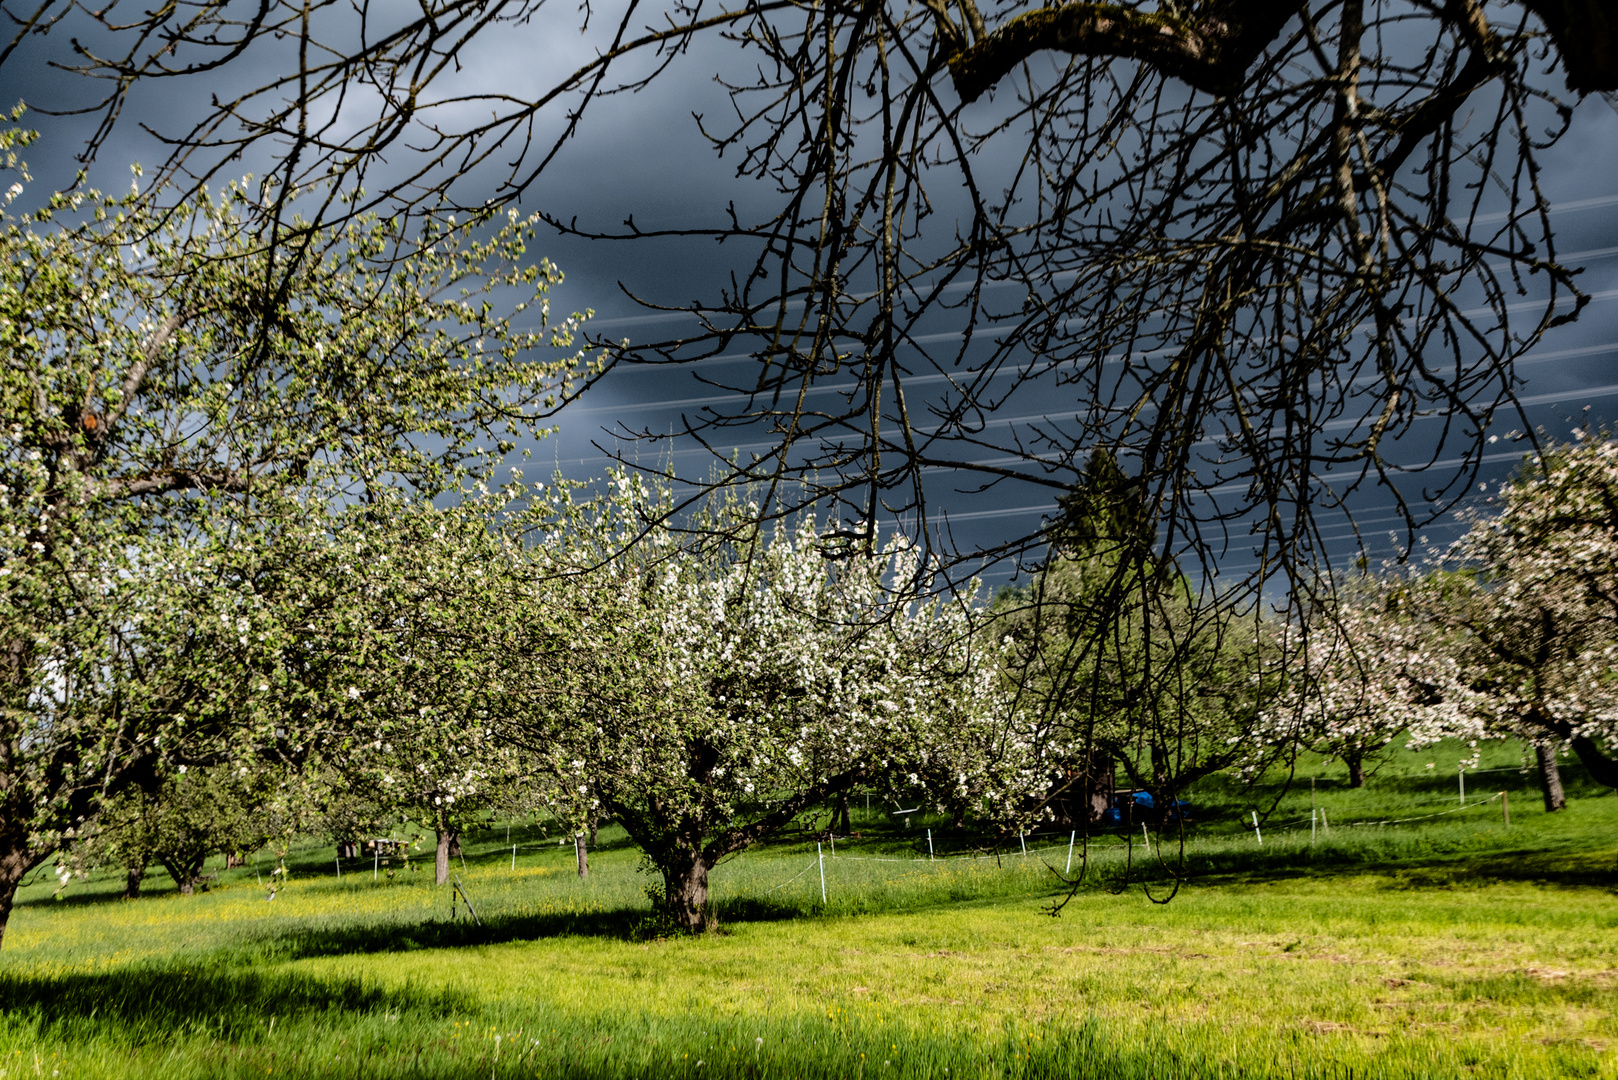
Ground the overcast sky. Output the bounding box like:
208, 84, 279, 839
4, 4, 1616, 588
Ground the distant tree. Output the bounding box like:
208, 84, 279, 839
1424, 437, 1618, 797
83, 764, 283, 897
993, 453, 1286, 818
1264, 576, 1427, 789
1290, 439, 1618, 809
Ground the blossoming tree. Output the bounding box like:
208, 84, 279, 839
501, 479, 1042, 932
0, 122, 590, 947
1422, 437, 1618, 798
1263, 576, 1462, 789
1288, 437, 1618, 808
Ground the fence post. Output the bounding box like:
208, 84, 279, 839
1065, 830, 1076, 875
373, 849, 378, 881
817, 842, 827, 904
926, 829, 934, 861
1459, 768, 1465, 806
1251, 811, 1263, 846
1311, 808, 1317, 844
1020, 833, 1028, 857
335, 856, 341, 880
512, 844, 517, 871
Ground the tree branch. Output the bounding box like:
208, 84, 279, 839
1521, 0, 1618, 93
940, 0, 1306, 103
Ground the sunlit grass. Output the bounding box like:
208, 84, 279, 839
2, 744, 1615, 1077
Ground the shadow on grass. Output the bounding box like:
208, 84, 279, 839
0, 960, 468, 1031
1112, 839, 1618, 892
11, 870, 219, 910
237, 894, 808, 963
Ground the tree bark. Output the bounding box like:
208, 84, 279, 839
435, 826, 457, 886
1534, 741, 1567, 813
936, 0, 1618, 103
834, 794, 852, 835
124, 858, 148, 899
659, 849, 711, 933
0, 829, 41, 951
574, 832, 589, 879
1520, 0, 1618, 93
938, 0, 1307, 102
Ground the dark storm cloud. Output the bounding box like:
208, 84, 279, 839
4, 3, 1618, 581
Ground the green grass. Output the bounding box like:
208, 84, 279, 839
3, 744, 1616, 1078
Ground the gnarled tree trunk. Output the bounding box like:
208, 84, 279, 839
1534, 741, 1567, 813
658, 846, 711, 933
161, 851, 208, 895
574, 832, 589, 878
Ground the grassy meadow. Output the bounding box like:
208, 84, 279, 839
2, 743, 1615, 1079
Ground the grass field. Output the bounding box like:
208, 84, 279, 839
2, 744, 1614, 1079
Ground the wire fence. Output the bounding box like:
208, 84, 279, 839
739, 789, 1528, 898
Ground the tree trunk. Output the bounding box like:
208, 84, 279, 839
834, 794, 851, 835
587, 817, 598, 847
0, 831, 41, 951
574, 833, 589, 879
658, 850, 711, 933
1149, 741, 1169, 791
1534, 741, 1567, 813
435, 826, 457, 886
1346, 751, 1366, 789
162, 852, 207, 895
123, 858, 147, 899
160, 854, 199, 893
